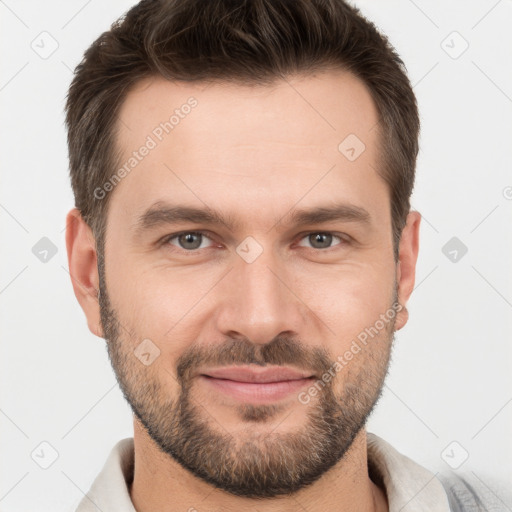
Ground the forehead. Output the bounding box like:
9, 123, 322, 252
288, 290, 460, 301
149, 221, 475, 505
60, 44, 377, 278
116, 70, 379, 153
108, 70, 386, 233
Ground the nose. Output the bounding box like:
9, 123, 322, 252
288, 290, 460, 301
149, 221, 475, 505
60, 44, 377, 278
213, 247, 307, 345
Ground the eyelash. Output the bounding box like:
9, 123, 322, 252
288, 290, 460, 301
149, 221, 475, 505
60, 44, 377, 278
159, 230, 350, 253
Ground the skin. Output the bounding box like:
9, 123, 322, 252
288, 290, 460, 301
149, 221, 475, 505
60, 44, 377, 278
66, 69, 420, 512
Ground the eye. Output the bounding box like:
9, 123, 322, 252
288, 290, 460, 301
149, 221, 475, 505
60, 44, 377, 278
297, 232, 345, 250
164, 231, 215, 251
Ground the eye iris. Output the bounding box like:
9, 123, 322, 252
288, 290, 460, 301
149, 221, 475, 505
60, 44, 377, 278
310, 233, 332, 249
179, 233, 202, 250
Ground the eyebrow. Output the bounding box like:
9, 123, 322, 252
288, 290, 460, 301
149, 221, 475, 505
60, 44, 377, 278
133, 200, 371, 237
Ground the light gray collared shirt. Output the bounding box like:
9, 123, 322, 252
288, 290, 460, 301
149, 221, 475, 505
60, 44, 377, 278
74, 432, 499, 511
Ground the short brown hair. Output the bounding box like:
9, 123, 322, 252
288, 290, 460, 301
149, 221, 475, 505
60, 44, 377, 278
65, 0, 419, 258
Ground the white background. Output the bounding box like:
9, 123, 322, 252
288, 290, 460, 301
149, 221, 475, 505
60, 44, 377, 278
1, 1, 511, 510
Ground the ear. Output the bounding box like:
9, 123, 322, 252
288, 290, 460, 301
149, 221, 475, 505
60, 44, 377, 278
65, 208, 104, 338
394, 211, 421, 331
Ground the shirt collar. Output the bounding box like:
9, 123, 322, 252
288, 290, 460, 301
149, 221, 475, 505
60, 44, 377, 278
366, 432, 451, 511
76, 433, 451, 512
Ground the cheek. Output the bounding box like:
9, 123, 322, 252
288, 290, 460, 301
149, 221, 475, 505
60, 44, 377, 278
108, 254, 204, 326
293, 262, 396, 343
108, 266, 219, 368
328, 318, 394, 399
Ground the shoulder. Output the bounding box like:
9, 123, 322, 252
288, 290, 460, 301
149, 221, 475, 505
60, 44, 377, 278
366, 433, 510, 512
437, 471, 510, 512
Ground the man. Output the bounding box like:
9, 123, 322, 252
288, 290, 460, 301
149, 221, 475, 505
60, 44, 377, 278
64, 0, 499, 510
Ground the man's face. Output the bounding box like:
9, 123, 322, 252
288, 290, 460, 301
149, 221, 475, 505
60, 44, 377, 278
95, 70, 407, 497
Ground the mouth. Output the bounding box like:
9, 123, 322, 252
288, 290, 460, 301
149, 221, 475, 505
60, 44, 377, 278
197, 365, 316, 403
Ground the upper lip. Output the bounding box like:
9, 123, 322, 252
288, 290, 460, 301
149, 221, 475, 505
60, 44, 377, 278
199, 366, 315, 383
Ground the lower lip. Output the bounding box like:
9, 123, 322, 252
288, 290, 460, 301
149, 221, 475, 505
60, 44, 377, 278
199, 375, 314, 403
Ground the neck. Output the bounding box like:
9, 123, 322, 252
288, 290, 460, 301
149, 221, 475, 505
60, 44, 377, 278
129, 420, 388, 512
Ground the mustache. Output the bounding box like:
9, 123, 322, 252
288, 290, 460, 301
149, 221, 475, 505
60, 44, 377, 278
176, 335, 333, 383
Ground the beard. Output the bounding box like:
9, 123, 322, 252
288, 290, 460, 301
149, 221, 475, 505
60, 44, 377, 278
98, 255, 396, 499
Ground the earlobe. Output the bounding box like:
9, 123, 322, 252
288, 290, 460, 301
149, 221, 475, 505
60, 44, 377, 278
65, 208, 104, 338
394, 211, 421, 331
